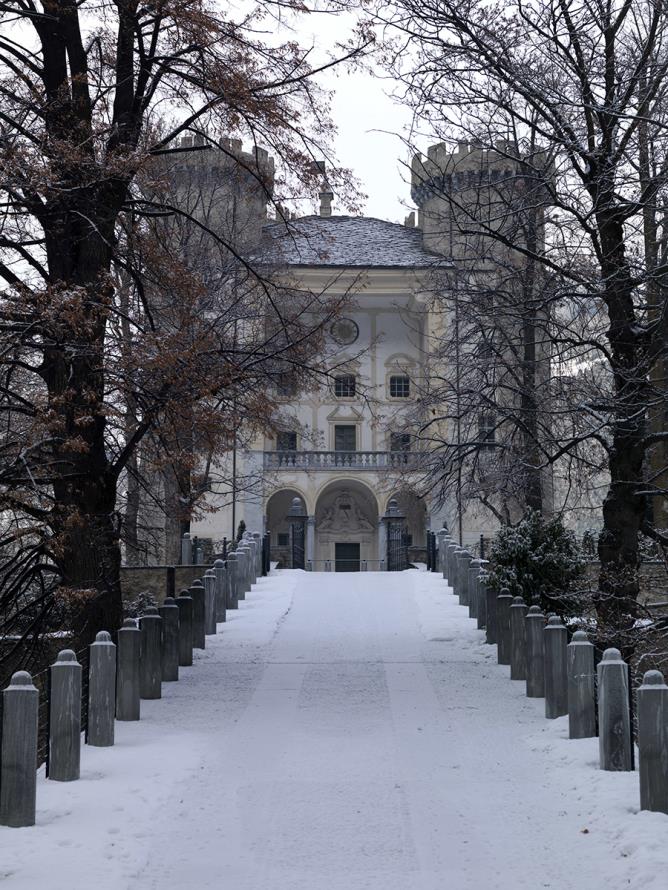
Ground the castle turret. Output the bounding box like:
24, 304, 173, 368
411, 140, 550, 265
162, 134, 275, 252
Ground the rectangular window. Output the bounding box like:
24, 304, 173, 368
334, 374, 356, 397
389, 375, 410, 398
277, 532, 289, 547
390, 432, 411, 452
478, 412, 496, 449
276, 431, 297, 451
334, 425, 356, 451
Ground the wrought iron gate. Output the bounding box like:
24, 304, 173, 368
387, 522, 408, 572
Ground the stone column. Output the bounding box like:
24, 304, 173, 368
116, 618, 141, 721
496, 590, 513, 665
637, 670, 668, 813
509, 597, 528, 680
203, 569, 217, 635
544, 616, 568, 718
0, 672, 39, 827
525, 606, 545, 698
140, 607, 162, 700
213, 559, 227, 623
180, 532, 191, 565
189, 581, 206, 649
175, 590, 194, 666
567, 630, 596, 739
159, 597, 180, 679
598, 648, 632, 771
88, 631, 116, 747
48, 649, 82, 781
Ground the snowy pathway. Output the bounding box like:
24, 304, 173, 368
3, 570, 668, 889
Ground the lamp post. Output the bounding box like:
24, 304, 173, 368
287, 496, 308, 570
382, 498, 407, 572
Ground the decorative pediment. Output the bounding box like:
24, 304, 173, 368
326, 405, 364, 423
385, 352, 418, 369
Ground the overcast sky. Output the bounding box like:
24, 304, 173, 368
300, 8, 418, 223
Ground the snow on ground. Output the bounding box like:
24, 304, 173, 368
2, 569, 667, 889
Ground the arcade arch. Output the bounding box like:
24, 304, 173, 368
266, 487, 305, 567
314, 479, 380, 569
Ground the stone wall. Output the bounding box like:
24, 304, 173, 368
120, 565, 213, 605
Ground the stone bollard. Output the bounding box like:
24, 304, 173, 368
175, 589, 194, 666
48, 649, 82, 781
88, 631, 116, 747
437, 528, 449, 577
496, 590, 513, 665
189, 580, 206, 649
476, 561, 489, 629
181, 531, 191, 565
446, 542, 458, 587
116, 618, 141, 721
544, 616, 568, 718
567, 630, 596, 739
0, 671, 39, 827
238, 546, 250, 599
485, 585, 498, 644
247, 537, 258, 585
226, 553, 239, 610
450, 546, 463, 596
204, 570, 217, 635
159, 597, 180, 680
234, 549, 246, 601
252, 532, 263, 578
468, 559, 482, 620
140, 607, 162, 700
509, 597, 528, 680
637, 670, 668, 813
525, 606, 546, 698
458, 550, 472, 607
214, 558, 227, 623
598, 648, 632, 771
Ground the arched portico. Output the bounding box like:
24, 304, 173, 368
314, 480, 380, 570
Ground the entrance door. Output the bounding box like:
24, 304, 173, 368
335, 542, 360, 572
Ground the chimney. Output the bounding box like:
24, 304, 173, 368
313, 160, 334, 217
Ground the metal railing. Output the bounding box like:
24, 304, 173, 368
264, 450, 423, 470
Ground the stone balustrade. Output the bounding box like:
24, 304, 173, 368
263, 450, 422, 470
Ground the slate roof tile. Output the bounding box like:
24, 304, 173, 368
260, 215, 449, 268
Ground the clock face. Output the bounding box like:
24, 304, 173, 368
330, 317, 359, 346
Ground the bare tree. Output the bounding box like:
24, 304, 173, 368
374, 0, 668, 633
0, 0, 368, 649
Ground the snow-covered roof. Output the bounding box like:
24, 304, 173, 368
260, 215, 449, 269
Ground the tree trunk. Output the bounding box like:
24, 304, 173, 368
596, 215, 647, 631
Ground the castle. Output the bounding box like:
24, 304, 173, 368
161, 136, 560, 570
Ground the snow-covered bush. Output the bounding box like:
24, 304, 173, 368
123, 590, 159, 619
488, 511, 586, 618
